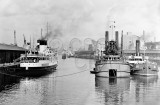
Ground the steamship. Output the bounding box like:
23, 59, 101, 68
128, 40, 159, 76
0, 39, 58, 76
19, 39, 58, 71
126, 40, 146, 66
91, 23, 130, 78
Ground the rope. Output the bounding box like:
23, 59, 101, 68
50, 69, 88, 78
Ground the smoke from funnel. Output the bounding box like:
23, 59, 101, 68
42, 26, 63, 40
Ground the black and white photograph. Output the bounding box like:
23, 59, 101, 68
0, 0, 160, 105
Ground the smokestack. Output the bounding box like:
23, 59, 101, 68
115, 31, 119, 48
121, 30, 123, 56
105, 31, 109, 43
136, 40, 140, 56
105, 31, 109, 51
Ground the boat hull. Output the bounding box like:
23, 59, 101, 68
131, 63, 158, 76
20, 61, 58, 70
0, 64, 57, 77
131, 69, 158, 76
95, 62, 130, 78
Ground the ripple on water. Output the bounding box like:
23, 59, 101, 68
0, 58, 160, 105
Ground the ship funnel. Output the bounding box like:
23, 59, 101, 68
121, 30, 123, 56
37, 39, 47, 53
105, 31, 109, 51
105, 31, 109, 44
136, 40, 140, 56
115, 31, 119, 48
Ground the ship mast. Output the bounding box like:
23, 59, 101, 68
47, 22, 48, 37
41, 28, 43, 39
14, 30, 17, 46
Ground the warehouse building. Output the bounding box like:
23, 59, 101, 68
0, 44, 26, 63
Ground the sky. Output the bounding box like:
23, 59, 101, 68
0, 0, 160, 47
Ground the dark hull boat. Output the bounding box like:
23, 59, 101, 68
0, 39, 58, 77
0, 65, 57, 77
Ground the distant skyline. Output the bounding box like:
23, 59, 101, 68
0, 0, 160, 47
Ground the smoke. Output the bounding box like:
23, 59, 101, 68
0, 0, 95, 45
1, 0, 160, 46
36, 0, 94, 40
41, 25, 63, 40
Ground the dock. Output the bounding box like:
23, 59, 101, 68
0, 62, 20, 68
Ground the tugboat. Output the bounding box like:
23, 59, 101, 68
128, 40, 159, 76
131, 61, 158, 76
91, 22, 130, 78
126, 40, 146, 67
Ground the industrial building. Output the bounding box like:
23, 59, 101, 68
145, 42, 160, 50
123, 33, 139, 50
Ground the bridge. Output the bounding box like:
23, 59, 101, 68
124, 50, 160, 57
74, 50, 160, 58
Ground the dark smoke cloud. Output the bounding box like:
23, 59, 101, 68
42, 26, 63, 40
0, 0, 94, 42
27, 0, 94, 40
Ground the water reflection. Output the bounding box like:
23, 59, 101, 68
131, 75, 158, 104
0, 68, 56, 92
1, 57, 160, 105
131, 75, 158, 85
95, 77, 130, 105
0, 74, 21, 92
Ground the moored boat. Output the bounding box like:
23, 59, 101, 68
128, 40, 159, 76
126, 55, 145, 65
91, 22, 130, 78
93, 54, 130, 78
131, 59, 158, 76
0, 38, 58, 77
19, 39, 58, 71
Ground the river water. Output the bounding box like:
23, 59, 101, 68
0, 57, 160, 105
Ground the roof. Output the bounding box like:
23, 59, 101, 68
0, 43, 27, 51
